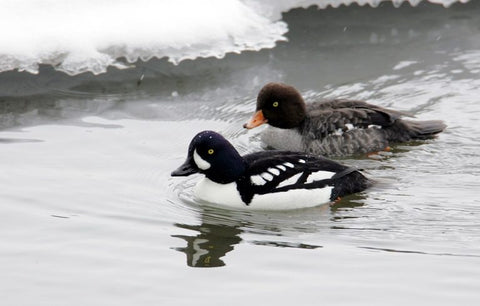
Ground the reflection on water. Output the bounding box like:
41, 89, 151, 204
329, 192, 367, 213
172, 215, 326, 268
0, 137, 42, 143
173, 193, 370, 268
173, 222, 242, 268
359, 246, 480, 258
250, 240, 321, 249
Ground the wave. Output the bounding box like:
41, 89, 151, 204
0, 0, 469, 76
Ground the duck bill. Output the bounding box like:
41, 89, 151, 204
243, 110, 268, 129
171, 157, 199, 176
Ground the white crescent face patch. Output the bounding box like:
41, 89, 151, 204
193, 149, 211, 170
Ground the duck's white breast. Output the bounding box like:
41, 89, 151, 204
194, 178, 245, 207
194, 178, 333, 211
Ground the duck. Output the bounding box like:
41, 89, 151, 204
171, 130, 371, 210
243, 82, 446, 157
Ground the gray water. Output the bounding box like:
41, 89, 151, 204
1, 2, 480, 305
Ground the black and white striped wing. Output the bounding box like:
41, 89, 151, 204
237, 151, 351, 204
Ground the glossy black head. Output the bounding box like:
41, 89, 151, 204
256, 82, 307, 129
171, 131, 247, 184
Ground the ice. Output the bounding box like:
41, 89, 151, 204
0, 0, 469, 75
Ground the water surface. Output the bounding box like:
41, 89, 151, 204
1, 2, 480, 305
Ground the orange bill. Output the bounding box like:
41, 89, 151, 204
243, 110, 268, 129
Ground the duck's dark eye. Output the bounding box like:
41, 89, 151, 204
272, 101, 279, 107
208, 149, 214, 155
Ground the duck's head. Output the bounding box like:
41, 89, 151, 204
244, 82, 307, 129
171, 130, 247, 184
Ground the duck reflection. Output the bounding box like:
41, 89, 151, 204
172, 193, 369, 268
172, 208, 244, 268
329, 192, 368, 213
172, 223, 242, 268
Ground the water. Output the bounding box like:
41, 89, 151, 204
1, 1, 480, 305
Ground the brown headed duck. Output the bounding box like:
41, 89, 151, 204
244, 82, 446, 157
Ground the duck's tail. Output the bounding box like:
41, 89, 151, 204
402, 119, 447, 139
392, 119, 446, 141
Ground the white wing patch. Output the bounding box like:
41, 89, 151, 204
345, 123, 357, 130
251, 175, 266, 186
260, 172, 274, 181
268, 168, 280, 176
368, 124, 382, 129
305, 171, 335, 184
277, 173, 303, 188
193, 149, 211, 170
333, 128, 343, 136
298, 159, 306, 163
251, 165, 291, 186
283, 162, 295, 168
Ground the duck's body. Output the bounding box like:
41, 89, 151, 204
172, 131, 370, 210
244, 83, 447, 157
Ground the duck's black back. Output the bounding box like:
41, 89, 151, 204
237, 151, 370, 204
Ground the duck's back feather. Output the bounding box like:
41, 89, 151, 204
304, 99, 413, 138
236, 151, 369, 205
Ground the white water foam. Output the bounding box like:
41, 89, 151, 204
0, 0, 469, 75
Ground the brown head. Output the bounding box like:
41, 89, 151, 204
243, 82, 307, 129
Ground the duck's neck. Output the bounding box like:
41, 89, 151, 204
298, 115, 318, 136
294, 116, 308, 134
284, 101, 307, 129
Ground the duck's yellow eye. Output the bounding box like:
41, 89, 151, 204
208, 149, 214, 155
272, 101, 279, 107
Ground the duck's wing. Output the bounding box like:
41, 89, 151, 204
237, 151, 354, 204
305, 99, 413, 137
243, 151, 345, 173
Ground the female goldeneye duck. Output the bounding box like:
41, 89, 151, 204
171, 130, 371, 210
243, 82, 447, 157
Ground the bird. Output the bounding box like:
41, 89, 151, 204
171, 130, 371, 210
243, 82, 446, 157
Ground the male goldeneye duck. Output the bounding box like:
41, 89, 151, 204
171, 130, 371, 210
243, 82, 447, 157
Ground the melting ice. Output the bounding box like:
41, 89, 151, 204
0, 0, 470, 75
